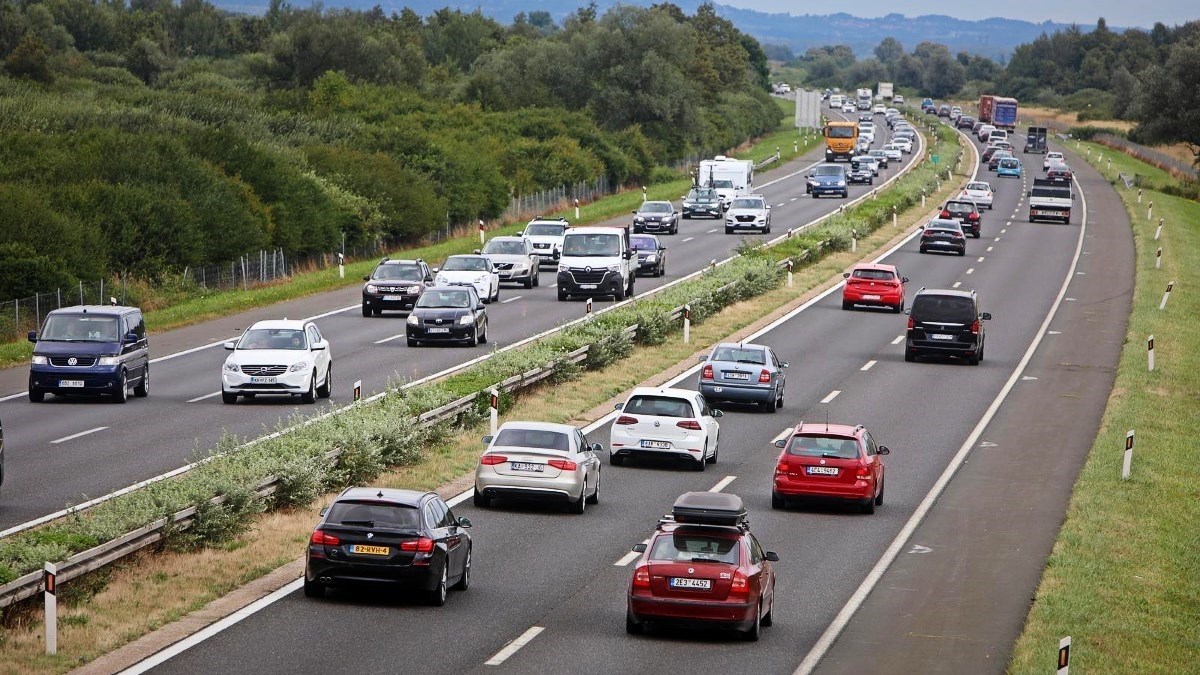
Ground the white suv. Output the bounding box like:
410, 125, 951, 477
521, 217, 569, 265
222, 320, 332, 404
556, 227, 636, 301
724, 194, 771, 234
609, 387, 722, 470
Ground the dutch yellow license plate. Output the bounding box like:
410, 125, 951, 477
350, 544, 390, 556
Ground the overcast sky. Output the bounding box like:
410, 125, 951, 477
720, 1, 1198, 28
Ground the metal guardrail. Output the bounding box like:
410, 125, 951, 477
1118, 173, 1136, 189
755, 151, 782, 170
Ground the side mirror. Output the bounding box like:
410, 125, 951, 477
476, 303, 485, 311
457, 516, 472, 528
697, 354, 707, 362
312, 341, 328, 351
766, 205, 772, 210
590, 443, 603, 453
362, 275, 371, 281
780, 362, 789, 368
319, 507, 329, 517
425, 276, 434, 283
482, 435, 494, 445
27, 330, 37, 343
903, 308, 911, 316
660, 245, 667, 251
623, 250, 632, 260
765, 551, 780, 562
224, 341, 236, 350
614, 402, 624, 411
631, 210, 638, 215
917, 225, 925, 230
124, 332, 138, 344
878, 445, 891, 455
842, 272, 850, 279
432, 267, 440, 274
981, 312, 992, 320
774, 439, 787, 448
516, 230, 524, 236
712, 409, 724, 418
632, 543, 647, 553
901, 276, 910, 283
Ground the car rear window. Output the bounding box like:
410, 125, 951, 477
493, 428, 569, 451
650, 532, 740, 564
946, 202, 974, 213
787, 435, 860, 458
711, 347, 765, 364
630, 236, 657, 250
624, 395, 694, 418
326, 501, 422, 529
852, 269, 895, 281
913, 294, 976, 322
1000, 158, 1020, 168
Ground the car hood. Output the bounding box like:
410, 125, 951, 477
726, 208, 766, 218
634, 213, 670, 220
227, 348, 312, 366
437, 270, 490, 281
412, 307, 473, 321
32, 340, 120, 357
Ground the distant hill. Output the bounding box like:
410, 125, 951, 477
211, 0, 1086, 60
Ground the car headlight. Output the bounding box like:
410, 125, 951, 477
366, 284, 379, 293
474, 274, 488, 283
635, 216, 644, 222
407, 314, 419, 325
558, 264, 569, 273
512, 262, 529, 271
407, 285, 421, 294
288, 361, 310, 373
646, 254, 657, 262
606, 264, 621, 272
837, 181, 846, 187
224, 361, 241, 373
31, 355, 48, 365
98, 356, 120, 366
458, 314, 475, 325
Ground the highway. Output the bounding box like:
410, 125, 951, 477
0, 112, 911, 530
132, 125, 1133, 673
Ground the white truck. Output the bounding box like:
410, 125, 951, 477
856, 88, 872, 110
829, 94, 843, 109
1028, 178, 1074, 223
698, 156, 754, 210
878, 82, 894, 100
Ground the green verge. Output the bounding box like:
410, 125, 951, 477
1007, 143, 1200, 672
0, 121, 962, 595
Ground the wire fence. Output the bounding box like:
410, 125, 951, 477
502, 176, 613, 222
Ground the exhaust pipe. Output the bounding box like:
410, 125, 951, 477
320, 577, 332, 584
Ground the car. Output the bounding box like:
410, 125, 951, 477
925, 106, 939, 116
987, 129, 1009, 144
697, 342, 787, 410
473, 421, 602, 513
842, 102, 856, 113
610, 387, 722, 469
858, 124, 875, 145
806, 164, 848, 198
632, 201, 680, 235
904, 287, 991, 365
919, 219, 967, 256
681, 187, 722, 219
997, 157, 1023, 178
938, 105, 951, 117
940, 199, 983, 238
987, 150, 1014, 171
361, 258, 433, 317
304, 487, 472, 605
858, 112, 873, 124
847, 161, 874, 185
521, 217, 569, 264
724, 195, 771, 234
981, 145, 1010, 165
626, 492, 778, 640
873, 103, 886, 115
950, 105, 962, 117
1046, 162, 1073, 181
405, 285, 488, 347
854, 137, 872, 156
771, 422, 889, 513
959, 181, 994, 210
28, 305, 149, 403
956, 115, 976, 129
1043, 152, 1065, 171
976, 124, 995, 142
221, 319, 332, 404
889, 136, 913, 153
481, 237, 540, 289
867, 149, 890, 169
881, 144, 904, 162
892, 127, 916, 142
842, 263, 908, 312
630, 233, 667, 277
435, 254, 500, 303
893, 94, 905, 105
854, 155, 881, 176
557, 227, 636, 301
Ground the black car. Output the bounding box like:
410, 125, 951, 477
681, 187, 722, 219
918, 219, 967, 256
305, 487, 473, 605
847, 159, 874, 185
905, 288, 991, 365
957, 115, 976, 129
940, 200, 982, 238
405, 286, 488, 347
632, 201, 680, 234
630, 234, 667, 277
362, 258, 433, 317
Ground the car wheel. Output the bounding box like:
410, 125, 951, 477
570, 480, 587, 514
492, 285, 500, 303
609, 453, 624, 466
904, 347, 916, 363
453, 546, 471, 591
919, 247, 927, 254
586, 471, 600, 504
771, 490, 785, 510
764, 225, 771, 234
762, 599, 774, 627
373, 308, 381, 316
28, 387, 44, 403
317, 363, 333, 398
626, 611, 642, 635
894, 301, 904, 314
725, 226, 734, 234
967, 352, 980, 366
472, 488, 490, 508
361, 305, 371, 317
743, 603, 762, 641
301, 373, 316, 403
407, 338, 419, 348
695, 445, 708, 471
533, 270, 540, 287
468, 326, 479, 348
112, 371, 128, 404
707, 442, 718, 463
875, 478, 885, 506
842, 299, 852, 310
614, 280, 626, 301
862, 494, 877, 514
558, 289, 568, 301
303, 577, 325, 599
627, 276, 634, 297
221, 391, 238, 404
479, 320, 488, 344
672, 223, 678, 235
524, 274, 534, 289
427, 563, 448, 607
133, 365, 149, 397
958, 249, 966, 257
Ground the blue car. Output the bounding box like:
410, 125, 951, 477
997, 157, 1023, 178
698, 342, 788, 410
28, 305, 150, 403
807, 164, 849, 198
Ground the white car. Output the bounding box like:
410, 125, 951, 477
960, 181, 995, 210
609, 387, 722, 470
473, 421, 602, 513
893, 95, 905, 105
881, 145, 903, 162
858, 127, 875, 145
873, 104, 886, 115
521, 218, 569, 265
842, 102, 855, 113
889, 137, 913, 153
222, 320, 332, 404
1043, 152, 1065, 171
435, 255, 500, 303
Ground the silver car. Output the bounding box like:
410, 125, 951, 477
697, 342, 788, 411
474, 421, 602, 514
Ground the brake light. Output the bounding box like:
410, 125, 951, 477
729, 570, 750, 598
400, 537, 435, 553
856, 465, 871, 480
676, 420, 703, 430
968, 213, 979, 221
971, 319, 981, 334
758, 369, 771, 383
633, 566, 651, 590
907, 316, 914, 330
953, 231, 964, 238
775, 462, 788, 475
940, 209, 950, 218
480, 455, 507, 465
547, 458, 578, 471
701, 364, 714, 380
616, 415, 638, 425
310, 530, 339, 546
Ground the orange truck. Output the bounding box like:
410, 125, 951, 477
824, 121, 859, 162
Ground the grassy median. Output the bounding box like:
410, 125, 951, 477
1008, 144, 1200, 672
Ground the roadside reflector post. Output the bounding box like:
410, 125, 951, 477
1148, 335, 1155, 371
574, 198, 580, 220
1159, 281, 1174, 310
585, 297, 593, 317
1107, 158, 1112, 171
921, 190, 926, 208
1147, 202, 1153, 221
709, 258, 717, 271
44, 562, 57, 655
793, 140, 798, 154
337, 252, 344, 279
1154, 220, 1163, 241
1137, 188, 1142, 203
642, 186, 647, 201
1156, 248, 1162, 269
353, 379, 362, 402
478, 219, 485, 245
489, 389, 499, 436
683, 304, 691, 344
1057, 636, 1072, 674
1122, 431, 1134, 481
893, 205, 898, 228
851, 228, 858, 253
786, 260, 794, 287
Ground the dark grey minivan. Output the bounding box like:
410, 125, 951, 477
28, 305, 149, 402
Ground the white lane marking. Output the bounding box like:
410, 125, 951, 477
966, 268, 975, 275
51, 426, 108, 445
773, 426, 795, 445
790, 197, 798, 202
860, 360, 877, 371
819, 390, 841, 404
952, 281, 963, 288
977, 256, 986, 262
708, 475, 737, 493
682, 237, 695, 242
187, 391, 222, 403
891, 335, 905, 345
614, 546, 645, 567
501, 296, 522, 304
548, 284, 556, 288
986, 246, 994, 252
794, 169, 1091, 675
707, 228, 718, 233
485, 626, 545, 666
775, 203, 786, 207
1048, 330, 1061, 335
373, 334, 406, 344
1000, 229, 1007, 234
1076, 271, 1086, 276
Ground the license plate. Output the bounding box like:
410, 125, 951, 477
59, 380, 84, 388
806, 466, 839, 476
579, 284, 597, 290
383, 295, 405, 301
930, 334, 954, 341
863, 294, 881, 300
350, 544, 390, 556
670, 578, 712, 589
640, 440, 672, 449
249, 376, 277, 384
511, 462, 544, 472
428, 327, 450, 334
725, 372, 750, 380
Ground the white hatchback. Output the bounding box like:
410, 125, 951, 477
435, 255, 500, 303
1044, 152, 1065, 171
889, 137, 913, 154
960, 181, 994, 210
881, 145, 904, 162
609, 387, 722, 470
222, 320, 332, 404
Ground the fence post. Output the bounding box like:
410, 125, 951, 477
35, 293, 40, 331
241, 257, 249, 291
99, 278, 103, 304
851, 229, 858, 253
1147, 201, 1153, 221
893, 205, 898, 228
585, 298, 593, 317
79, 280, 83, 305
1137, 188, 1142, 204
13, 299, 18, 336
1058, 636, 1072, 674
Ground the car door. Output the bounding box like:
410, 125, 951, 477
768, 349, 784, 393
469, 288, 486, 331
695, 394, 719, 448
426, 499, 463, 580
863, 432, 884, 489
306, 324, 329, 379
745, 534, 771, 614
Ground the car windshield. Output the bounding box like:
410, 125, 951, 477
562, 233, 620, 257
649, 532, 740, 564
417, 289, 472, 308
814, 166, 843, 176
852, 269, 895, 281
826, 126, 855, 139
443, 257, 489, 272
526, 223, 566, 237
39, 314, 120, 342
372, 265, 423, 281
730, 198, 763, 209
623, 395, 693, 418
787, 434, 860, 459
687, 190, 716, 201
630, 236, 658, 251
870, 150, 886, 157
913, 294, 976, 322
326, 501, 422, 530
640, 202, 671, 213
238, 328, 307, 350
966, 183, 990, 192
710, 347, 765, 364
483, 240, 525, 255
493, 428, 570, 451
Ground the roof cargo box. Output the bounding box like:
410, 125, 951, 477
671, 492, 748, 526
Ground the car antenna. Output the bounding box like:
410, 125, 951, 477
377, 490, 384, 498
825, 409, 830, 433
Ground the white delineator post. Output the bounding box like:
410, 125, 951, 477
1148, 335, 1155, 372
1137, 188, 1143, 204
1122, 430, 1134, 481
1156, 248, 1162, 269
893, 205, 898, 228
1147, 201, 1153, 221
574, 199, 580, 220
44, 562, 57, 655
479, 219, 485, 245
1159, 281, 1174, 310
338, 252, 344, 279
786, 260, 794, 288
489, 389, 499, 436
851, 228, 858, 253
1154, 218, 1163, 240
921, 190, 926, 208
353, 379, 362, 402
585, 297, 593, 317
683, 304, 691, 344
1058, 636, 1072, 675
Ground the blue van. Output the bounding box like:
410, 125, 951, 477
27, 305, 149, 403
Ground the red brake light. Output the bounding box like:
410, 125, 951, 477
310, 529, 339, 546
676, 420, 703, 430
480, 454, 507, 465
701, 364, 714, 380
547, 458, 578, 471
968, 213, 979, 221
953, 231, 964, 238
907, 316, 914, 330
758, 369, 772, 383
633, 566, 651, 590
729, 570, 750, 598
616, 415, 638, 425
940, 209, 950, 218
856, 465, 871, 480
971, 319, 981, 334
400, 537, 435, 553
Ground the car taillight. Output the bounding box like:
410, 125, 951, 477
480, 455, 507, 465
971, 319, 981, 334
616, 415, 638, 425
547, 458, 577, 471
633, 566, 651, 590
775, 462, 788, 475
907, 316, 914, 330
968, 213, 979, 221
730, 570, 750, 598
758, 369, 771, 383
940, 209, 950, 218
701, 364, 714, 380
400, 537, 435, 553
676, 420, 703, 430
855, 466, 871, 480
953, 231, 964, 238
310, 529, 339, 546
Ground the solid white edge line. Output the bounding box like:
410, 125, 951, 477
484, 625, 545, 666
819, 390, 841, 404
860, 360, 877, 371
708, 475, 736, 493
373, 334, 406, 344
50, 426, 108, 445
186, 391, 222, 403
792, 145, 1088, 675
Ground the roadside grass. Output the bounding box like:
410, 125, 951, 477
0, 133, 968, 674
1007, 143, 1200, 672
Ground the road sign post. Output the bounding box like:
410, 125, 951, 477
1122, 431, 1134, 481
44, 562, 57, 655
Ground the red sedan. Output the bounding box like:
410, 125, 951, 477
841, 263, 908, 312
771, 422, 890, 513
626, 492, 778, 641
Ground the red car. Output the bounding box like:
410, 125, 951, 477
626, 492, 778, 641
841, 263, 908, 312
771, 422, 890, 513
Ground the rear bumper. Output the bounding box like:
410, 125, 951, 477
699, 381, 775, 403
628, 594, 756, 629
774, 476, 874, 502
306, 556, 441, 591
907, 337, 979, 356
407, 325, 476, 342
842, 289, 903, 307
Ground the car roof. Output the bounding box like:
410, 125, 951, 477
497, 420, 578, 435
711, 341, 767, 351
527, 217, 568, 224
628, 386, 696, 399
564, 226, 626, 236
915, 287, 976, 300
850, 262, 897, 272
640, 200, 671, 206
248, 319, 309, 330
50, 305, 138, 316
337, 486, 431, 506
378, 258, 422, 265
425, 284, 477, 294
790, 422, 864, 437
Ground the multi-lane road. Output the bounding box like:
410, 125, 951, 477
125, 124, 1133, 673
